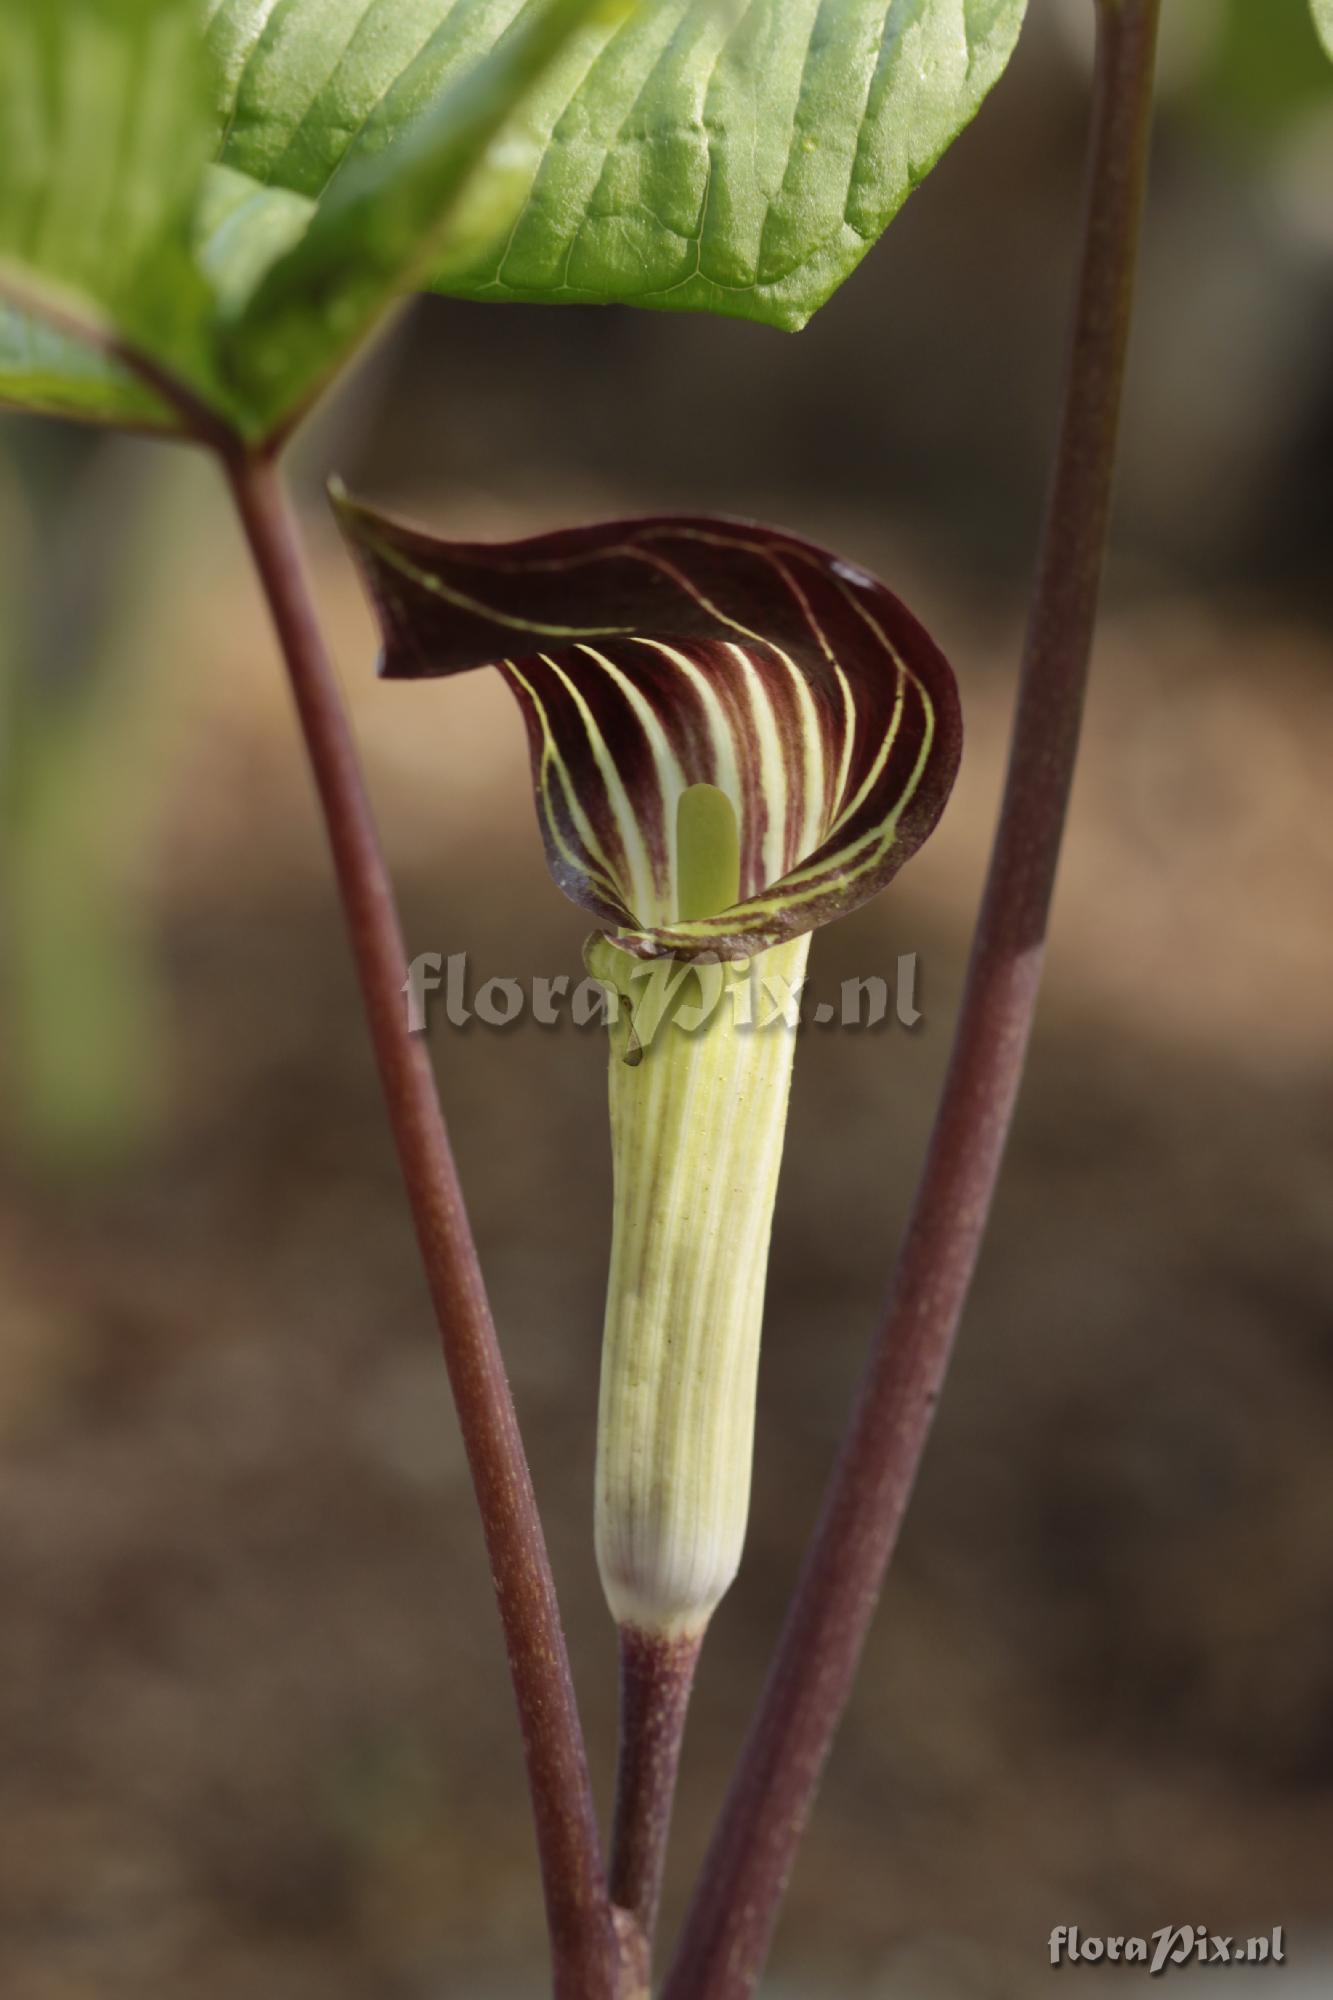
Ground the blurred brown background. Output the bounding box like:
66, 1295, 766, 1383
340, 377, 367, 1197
3, 4, 1333, 1995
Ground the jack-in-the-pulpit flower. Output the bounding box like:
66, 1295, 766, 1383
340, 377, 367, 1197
335, 494, 961, 1645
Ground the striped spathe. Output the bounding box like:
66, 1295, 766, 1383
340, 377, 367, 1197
334, 492, 962, 958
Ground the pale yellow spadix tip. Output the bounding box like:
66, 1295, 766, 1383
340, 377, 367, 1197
675, 783, 740, 923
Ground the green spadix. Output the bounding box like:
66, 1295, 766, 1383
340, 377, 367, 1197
591, 785, 808, 1637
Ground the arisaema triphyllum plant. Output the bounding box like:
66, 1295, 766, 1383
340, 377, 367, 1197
0, 0, 1267, 1991
334, 496, 962, 1935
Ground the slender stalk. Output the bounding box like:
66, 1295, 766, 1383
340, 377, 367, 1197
222, 448, 621, 2000
609, 1627, 702, 1973
663, 4, 1162, 1994
8, 245, 628, 2000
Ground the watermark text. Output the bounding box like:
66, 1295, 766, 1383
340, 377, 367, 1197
403, 950, 923, 1038
1049, 1925, 1286, 1974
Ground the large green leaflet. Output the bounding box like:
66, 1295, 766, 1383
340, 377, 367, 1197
211, 0, 1030, 332
435, 0, 1030, 327
0, 0, 1029, 444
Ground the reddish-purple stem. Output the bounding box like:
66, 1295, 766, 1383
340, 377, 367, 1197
608, 1626, 703, 1977
0, 272, 624, 1996
663, 4, 1162, 1995
222, 449, 621, 2000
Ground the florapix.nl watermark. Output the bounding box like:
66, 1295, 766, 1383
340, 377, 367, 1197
1049, 1925, 1286, 1974
402, 950, 925, 1038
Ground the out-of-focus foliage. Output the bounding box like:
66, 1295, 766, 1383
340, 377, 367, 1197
1188, 0, 1333, 141
0, 0, 609, 440
0, 0, 217, 429
1312, 0, 1333, 64
0, 438, 198, 1164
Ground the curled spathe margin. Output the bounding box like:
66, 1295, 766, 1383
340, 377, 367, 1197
331, 486, 962, 964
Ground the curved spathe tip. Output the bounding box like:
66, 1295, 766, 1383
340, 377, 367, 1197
335, 496, 962, 958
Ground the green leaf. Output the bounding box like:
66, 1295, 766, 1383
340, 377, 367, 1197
0, 0, 221, 429
206, 0, 1030, 336
1313, 0, 1333, 61
434, 0, 1031, 330
0, 310, 172, 431
0, 0, 612, 441
215, 0, 617, 435
0, 0, 1028, 443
